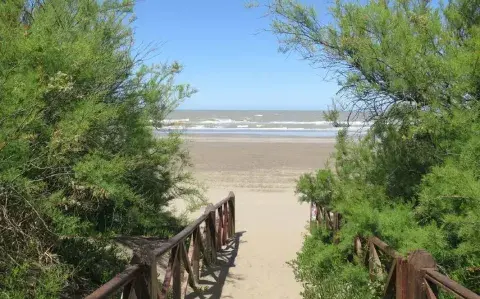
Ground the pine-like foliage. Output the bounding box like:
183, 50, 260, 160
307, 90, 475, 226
268, 0, 480, 297
0, 1, 200, 297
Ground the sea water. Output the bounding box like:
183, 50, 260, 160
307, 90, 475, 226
157, 110, 370, 137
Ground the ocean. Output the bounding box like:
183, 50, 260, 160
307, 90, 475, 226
159, 110, 370, 137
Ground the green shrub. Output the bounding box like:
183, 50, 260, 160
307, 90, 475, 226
0, 0, 201, 297
268, 0, 480, 295
290, 228, 374, 299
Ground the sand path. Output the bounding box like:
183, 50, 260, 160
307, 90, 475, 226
181, 136, 333, 298
185, 188, 307, 299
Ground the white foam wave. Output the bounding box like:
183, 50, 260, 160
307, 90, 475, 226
270, 121, 330, 125
162, 126, 369, 132
184, 120, 329, 126
198, 118, 235, 124
162, 118, 190, 124
161, 118, 371, 128
269, 120, 372, 126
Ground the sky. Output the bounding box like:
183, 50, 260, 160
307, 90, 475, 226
133, 1, 339, 110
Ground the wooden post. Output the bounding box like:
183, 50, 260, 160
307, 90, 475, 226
181, 240, 198, 296
227, 202, 232, 239
368, 240, 383, 280
217, 205, 224, 248
172, 246, 182, 299
224, 203, 230, 240
198, 226, 211, 268
159, 250, 175, 299
207, 209, 217, 261
396, 257, 409, 299
222, 202, 228, 244
228, 192, 235, 237
192, 228, 200, 282
407, 250, 437, 299
354, 237, 363, 258
149, 253, 158, 299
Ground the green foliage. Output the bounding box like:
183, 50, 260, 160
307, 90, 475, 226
290, 228, 374, 299
0, 263, 70, 299
322, 100, 341, 127
0, 0, 201, 297
296, 169, 336, 207
268, 0, 480, 297
55, 238, 129, 294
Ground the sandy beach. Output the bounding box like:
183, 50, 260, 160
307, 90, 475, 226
186, 135, 335, 192
184, 135, 335, 299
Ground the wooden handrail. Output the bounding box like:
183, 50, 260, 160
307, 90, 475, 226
85, 265, 143, 299
151, 192, 234, 258
310, 202, 479, 299
85, 192, 236, 299
425, 269, 480, 299
369, 236, 402, 259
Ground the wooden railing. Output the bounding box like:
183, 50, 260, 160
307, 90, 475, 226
310, 203, 480, 299
85, 192, 235, 299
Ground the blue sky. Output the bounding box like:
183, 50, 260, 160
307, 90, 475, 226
133, 1, 339, 110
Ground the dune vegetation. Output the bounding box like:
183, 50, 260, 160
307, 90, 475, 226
0, 1, 201, 297
268, 0, 480, 297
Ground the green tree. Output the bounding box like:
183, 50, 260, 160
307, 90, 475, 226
267, 0, 480, 296
0, 0, 200, 297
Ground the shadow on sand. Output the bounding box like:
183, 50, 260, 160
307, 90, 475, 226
186, 231, 246, 299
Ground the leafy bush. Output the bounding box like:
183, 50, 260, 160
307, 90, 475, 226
0, 0, 201, 297
269, 0, 480, 296
296, 169, 336, 207
290, 228, 374, 299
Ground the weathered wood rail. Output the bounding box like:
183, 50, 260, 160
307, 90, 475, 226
85, 192, 235, 299
310, 203, 480, 299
